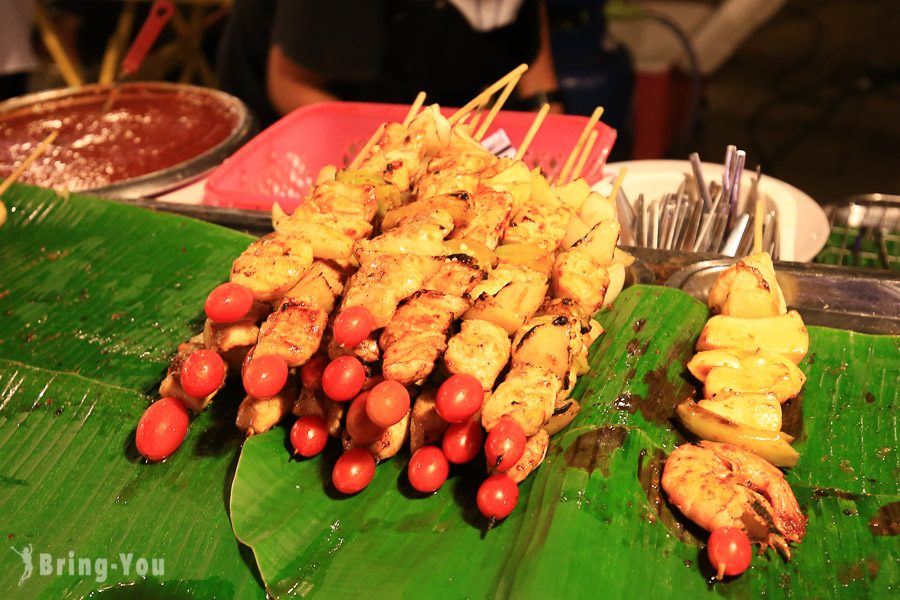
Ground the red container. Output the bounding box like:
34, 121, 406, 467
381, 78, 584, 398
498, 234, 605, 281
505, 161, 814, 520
204, 101, 617, 212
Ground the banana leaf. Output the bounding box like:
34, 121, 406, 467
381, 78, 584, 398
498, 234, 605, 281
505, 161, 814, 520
0, 185, 261, 598
231, 287, 899, 597
1, 185, 897, 599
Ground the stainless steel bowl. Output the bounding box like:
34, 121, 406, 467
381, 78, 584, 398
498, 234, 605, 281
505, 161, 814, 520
0, 82, 255, 199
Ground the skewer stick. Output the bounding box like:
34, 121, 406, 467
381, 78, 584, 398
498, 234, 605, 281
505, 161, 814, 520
607, 166, 627, 207
402, 91, 427, 127
514, 103, 550, 161
474, 73, 522, 141
348, 123, 386, 170
569, 129, 599, 183
753, 196, 764, 255
449, 63, 529, 124
0, 131, 60, 197
556, 106, 604, 184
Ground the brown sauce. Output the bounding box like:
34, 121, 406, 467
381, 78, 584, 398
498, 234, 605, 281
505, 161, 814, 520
0, 85, 239, 190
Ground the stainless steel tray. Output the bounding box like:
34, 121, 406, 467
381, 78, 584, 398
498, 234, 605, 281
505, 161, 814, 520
666, 259, 900, 335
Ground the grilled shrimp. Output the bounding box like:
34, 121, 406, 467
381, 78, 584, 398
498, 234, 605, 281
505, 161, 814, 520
661, 441, 807, 558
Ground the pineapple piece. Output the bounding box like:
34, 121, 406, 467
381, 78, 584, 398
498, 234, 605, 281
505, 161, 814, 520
704, 358, 806, 404
708, 252, 787, 318
696, 310, 809, 364
697, 392, 782, 432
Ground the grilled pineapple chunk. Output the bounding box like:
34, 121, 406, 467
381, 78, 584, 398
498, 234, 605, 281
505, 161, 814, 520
697, 392, 782, 432
689, 348, 807, 403
708, 252, 787, 317
696, 310, 809, 364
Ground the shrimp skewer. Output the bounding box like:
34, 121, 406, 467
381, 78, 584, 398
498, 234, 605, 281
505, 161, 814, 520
662, 441, 807, 559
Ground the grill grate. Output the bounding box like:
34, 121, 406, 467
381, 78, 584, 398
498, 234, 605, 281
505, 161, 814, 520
816, 194, 900, 270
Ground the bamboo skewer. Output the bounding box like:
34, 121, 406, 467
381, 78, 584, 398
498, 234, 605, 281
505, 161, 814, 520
569, 129, 598, 183
474, 74, 522, 141
348, 123, 386, 170
607, 167, 627, 209
402, 92, 427, 127
448, 63, 529, 124
0, 131, 60, 197
555, 106, 604, 184
514, 103, 550, 161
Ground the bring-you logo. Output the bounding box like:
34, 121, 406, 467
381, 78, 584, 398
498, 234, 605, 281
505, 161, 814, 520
9, 545, 164, 586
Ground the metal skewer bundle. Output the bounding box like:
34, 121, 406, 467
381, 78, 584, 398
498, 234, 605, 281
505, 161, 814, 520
622, 147, 779, 258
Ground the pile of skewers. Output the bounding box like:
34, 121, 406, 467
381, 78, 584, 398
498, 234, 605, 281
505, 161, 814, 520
134, 64, 629, 523
616, 147, 779, 258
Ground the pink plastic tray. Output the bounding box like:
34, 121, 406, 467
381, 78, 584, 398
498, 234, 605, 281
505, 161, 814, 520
204, 101, 617, 212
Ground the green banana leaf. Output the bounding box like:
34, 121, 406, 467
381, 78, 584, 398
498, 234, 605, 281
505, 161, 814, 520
1, 185, 897, 599
0, 185, 261, 598
231, 286, 899, 597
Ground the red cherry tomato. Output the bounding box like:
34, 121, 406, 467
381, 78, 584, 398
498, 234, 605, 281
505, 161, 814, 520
321, 355, 366, 402
441, 418, 484, 464
476, 474, 519, 520
300, 355, 327, 390
332, 448, 376, 494
204, 282, 254, 324
407, 446, 449, 493
179, 349, 226, 399
290, 415, 329, 458
333, 306, 375, 348
136, 397, 189, 462
345, 392, 385, 444
485, 417, 527, 471
708, 527, 753, 579
435, 373, 484, 423
366, 380, 410, 427
242, 354, 289, 399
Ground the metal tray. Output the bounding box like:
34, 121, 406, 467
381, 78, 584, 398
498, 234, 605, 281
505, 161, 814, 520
666, 259, 900, 335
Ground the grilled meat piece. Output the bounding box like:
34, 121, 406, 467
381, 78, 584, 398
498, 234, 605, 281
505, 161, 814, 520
340, 254, 442, 328
354, 209, 454, 263
502, 192, 573, 250
342, 411, 411, 461
235, 375, 298, 435
380, 290, 471, 385
500, 429, 550, 483
293, 386, 345, 438
231, 231, 314, 302
423, 254, 485, 297
409, 388, 451, 453
444, 319, 511, 390
482, 363, 561, 436
255, 260, 346, 366
306, 177, 380, 223
357, 122, 427, 192
449, 188, 514, 250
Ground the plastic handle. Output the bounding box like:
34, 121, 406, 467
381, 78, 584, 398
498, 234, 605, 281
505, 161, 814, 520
119, 0, 175, 77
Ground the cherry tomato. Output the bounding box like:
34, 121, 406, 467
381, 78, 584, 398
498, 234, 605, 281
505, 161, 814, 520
708, 527, 753, 579
300, 355, 326, 390
407, 446, 449, 493
135, 397, 189, 462
179, 349, 226, 399
366, 380, 410, 427
485, 417, 527, 471
435, 373, 484, 423
476, 474, 519, 520
333, 306, 375, 348
290, 415, 329, 458
321, 355, 366, 402
204, 282, 253, 324
441, 418, 484, 464
242, 354, 289, 399
332, 448, 376, 494
345, 392, 385, 444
